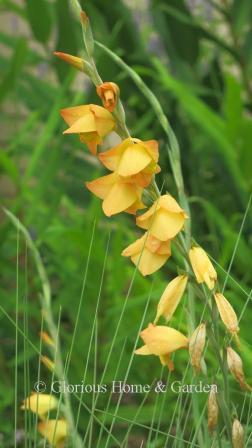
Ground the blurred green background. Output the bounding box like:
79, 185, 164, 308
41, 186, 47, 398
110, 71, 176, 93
1, 0, 252, 446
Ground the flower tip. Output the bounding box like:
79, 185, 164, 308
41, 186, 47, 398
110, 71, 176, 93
53, 51, 84, 71
80, 10, 89, 25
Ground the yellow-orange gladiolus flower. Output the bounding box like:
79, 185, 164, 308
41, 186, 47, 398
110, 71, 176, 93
86, 172, 145, 216
154, 275, 188, 323
122, 232, 171, 276
21, 393, 58, 418
136, 194, 187, 241
96, 82, 120, 112
54, 51, 84, 71
60, 104, 115, 155
99, 138, 160, 185
189, 246, 217, 290
214, 293, 239, 336
232, 419, 244, 448
227, 347, 251, 391
189, 323, 206, 373
38, 419, 68, 447
135, 323, 188, 371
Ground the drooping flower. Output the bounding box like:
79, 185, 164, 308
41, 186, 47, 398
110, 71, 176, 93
154, 275, 188, 323
232, 419, 244, 448
21, 393, 58, 418
122, 232, 171, 276
38, 419, 68, 447
214, 293, 239, 336
60, 104, 115, 154
189, 323, 206, 373
86, 172, 145, 216
135, 323, 188, 370
99, 138, 160, 185
54, 52, 85, 71
207, 389, 218, 433
136, 194, 187, 241
96, 82, 120, 112
227, 347, 251, 391
189, 246, 217, 290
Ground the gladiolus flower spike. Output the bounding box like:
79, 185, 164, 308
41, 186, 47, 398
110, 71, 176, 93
55, 9, 251, 441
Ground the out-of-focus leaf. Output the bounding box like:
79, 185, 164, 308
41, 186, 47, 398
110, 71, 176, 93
0, 0, 25, 17
24, 0, 52, 44
84, 0, 145, 60
151, 0, 200, 67
0, 38, 27, 104
54, 0, 79, 79
231, 0, 252, 35
0, 150, 19, 184
223, 74, 243, 142
239, 117, 252, 185
153, 58, 248, 205
0, 31, 45, 66
242, 29, 252, 75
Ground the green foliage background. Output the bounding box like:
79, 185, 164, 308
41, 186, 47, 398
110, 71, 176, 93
0, 0, 252, 446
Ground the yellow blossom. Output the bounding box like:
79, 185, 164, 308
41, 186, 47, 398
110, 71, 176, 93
86, 172, 145, 216
21, 393, 58, 418
38, 419, 68, 447
227, 347, 251, 391
232, 419, 244, 448
99, 138, 160, 184
96, 82, 120, 112
154, 275, 188, 323
189, 246, 217, 290
207, 389, 218, 433
122, 232, 171, 276
214, 293, 239, 336
189, 323, 206, 373
136, 194, 187, 241
135, 323, 188, 370
60, 104, 115, 155
54, 51, 84, 71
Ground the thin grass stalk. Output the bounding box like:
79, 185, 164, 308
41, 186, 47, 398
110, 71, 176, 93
4, 210, 82, 448
98, 284, 154, 448
14, 224, 19, 448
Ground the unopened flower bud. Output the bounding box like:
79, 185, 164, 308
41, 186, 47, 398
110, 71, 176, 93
80, 10, 94, 57
154, 275, 188, 324
54, 52, 85, 72
227, 347, 252, 391
96, 82, 120, 112
207, 389, 218, 433
232, 419, 244, 448
214, 293, 239, 337
189, 323, 206, 373
189, 246, 217, 290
